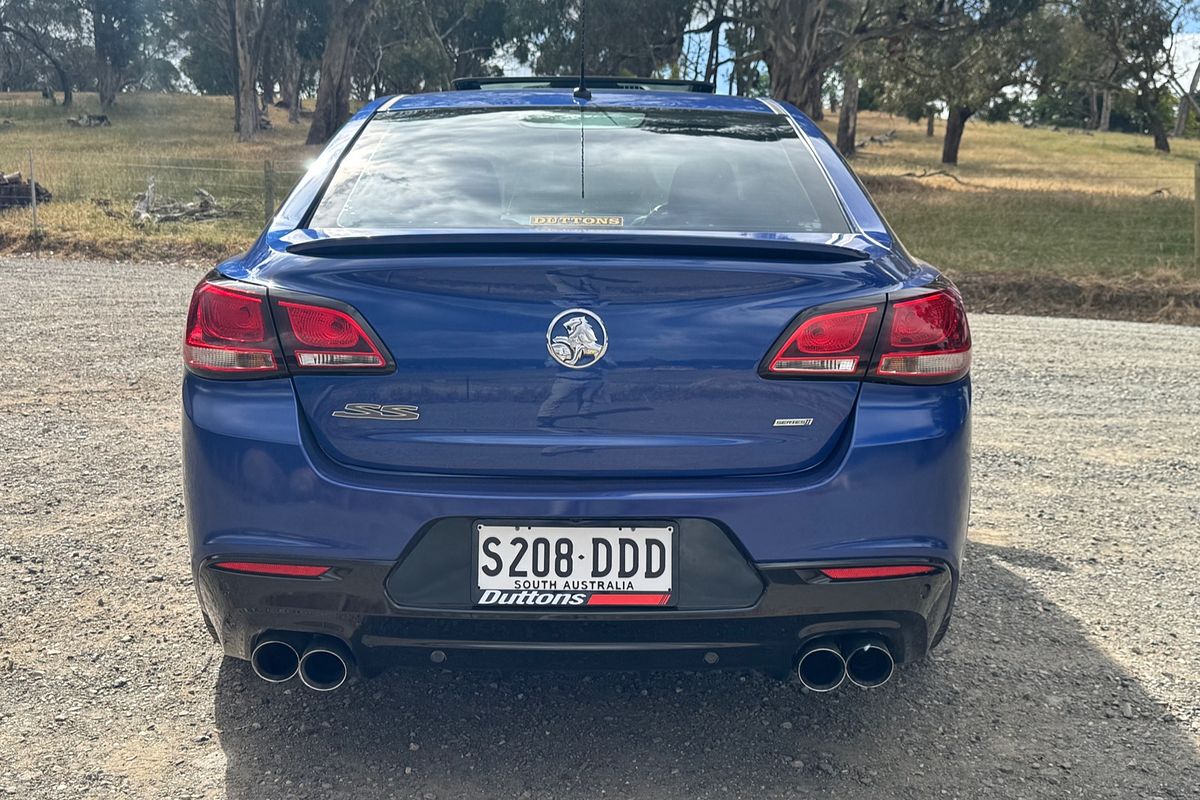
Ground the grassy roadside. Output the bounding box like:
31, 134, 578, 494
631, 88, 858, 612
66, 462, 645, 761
0, 92, 311, 261
0, 92, 1197, 322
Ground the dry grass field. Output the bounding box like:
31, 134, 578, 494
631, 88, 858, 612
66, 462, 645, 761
843, 112, 1200, 279
0, 92, 311, 260
0, 91, 1198, 289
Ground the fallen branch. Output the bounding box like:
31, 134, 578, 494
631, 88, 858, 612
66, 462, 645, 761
898, 168, 969, 186
132, 178, 231, 225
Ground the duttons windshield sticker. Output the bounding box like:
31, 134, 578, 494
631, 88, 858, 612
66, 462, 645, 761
528, 215, 624, 227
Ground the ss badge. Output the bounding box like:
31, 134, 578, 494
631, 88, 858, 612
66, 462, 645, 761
332, 403, 420, 421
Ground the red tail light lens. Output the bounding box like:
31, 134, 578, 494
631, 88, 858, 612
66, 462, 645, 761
184, 275, 392, 378
820, 565, 937, 580
213, 561, 331, 577
766, 306, 880, 376
762, 283, 970, 385
873, 289, 971, 381
184, 280, 284, 377
278, 301, 387, 369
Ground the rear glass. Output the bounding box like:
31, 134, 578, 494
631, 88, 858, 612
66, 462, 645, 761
309, 107, 850, 233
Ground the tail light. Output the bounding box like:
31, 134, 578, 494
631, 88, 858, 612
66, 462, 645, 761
184, 273, 392, 378
277, 300, 387, 369
765, 306, 881, 376
762, 283, 970, 385
874, 289, 971, 381
184, 280, 285, 377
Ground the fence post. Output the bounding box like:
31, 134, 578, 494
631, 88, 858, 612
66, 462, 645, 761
263, 159, 275, 225
28, 149, 38, 235
1195, 162, 1200, 271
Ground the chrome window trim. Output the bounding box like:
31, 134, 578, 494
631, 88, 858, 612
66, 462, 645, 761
756, 97, 862, 237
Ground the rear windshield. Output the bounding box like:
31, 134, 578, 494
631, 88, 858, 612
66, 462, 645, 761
309, 107, 850, 233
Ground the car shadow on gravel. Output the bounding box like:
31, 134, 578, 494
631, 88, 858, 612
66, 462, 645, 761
213, 542, 1200, 800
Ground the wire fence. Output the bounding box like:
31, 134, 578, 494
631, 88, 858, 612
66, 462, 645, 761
0, 148, 308, 225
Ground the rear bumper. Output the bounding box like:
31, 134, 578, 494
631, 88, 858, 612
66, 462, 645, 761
184, 374, 970, 672
196, 557, 955, 674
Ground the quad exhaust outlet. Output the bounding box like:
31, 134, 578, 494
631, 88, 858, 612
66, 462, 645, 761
298, 636, 354, 692
843, 635, 895, 689
796, 639, 847, 693
251, 633, 355, 691
250, 637, 300, 683
796, 635, 895, 692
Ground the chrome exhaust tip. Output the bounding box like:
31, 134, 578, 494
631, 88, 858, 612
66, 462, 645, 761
298, 637, 353, 692
250, 637, 300, 683
844, 636, 895, 689
796, 640, 846, 693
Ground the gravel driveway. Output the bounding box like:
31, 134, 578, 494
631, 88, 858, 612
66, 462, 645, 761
1, 257, 1197, 800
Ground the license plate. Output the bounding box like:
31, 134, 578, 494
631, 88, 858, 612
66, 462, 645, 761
474, 523, 676, 608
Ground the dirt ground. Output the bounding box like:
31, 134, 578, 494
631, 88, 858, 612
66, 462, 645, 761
0, 257, 1197, 799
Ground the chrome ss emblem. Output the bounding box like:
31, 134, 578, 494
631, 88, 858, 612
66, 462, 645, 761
332, 403, 419, 420
546, 308, 608, 369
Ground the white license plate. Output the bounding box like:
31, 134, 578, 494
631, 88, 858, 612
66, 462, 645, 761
474, 523, 675, 607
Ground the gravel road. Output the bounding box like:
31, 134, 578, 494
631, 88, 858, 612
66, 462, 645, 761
1, 257, 1197, 800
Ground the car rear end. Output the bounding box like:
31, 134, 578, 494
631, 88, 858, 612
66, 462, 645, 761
183, 90, 971, 692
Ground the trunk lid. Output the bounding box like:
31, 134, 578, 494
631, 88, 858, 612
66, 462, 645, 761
265, 233, 903, 478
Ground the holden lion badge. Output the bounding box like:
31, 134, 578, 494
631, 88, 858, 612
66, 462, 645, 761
546, 308, 608, 369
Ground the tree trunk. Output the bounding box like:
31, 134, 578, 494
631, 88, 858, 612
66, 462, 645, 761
96, 61, 117, 111
91, 1, 119, 111
941, 106, 974, 165
1099, 89, 1112, 132
926, 107, 935, 137
282, 55, 302, 123
1088, 87, 1099, 130
1138, 85, 1170, 153
306, 0, 376, 146
1174, 61, 1200, 137
835, 67, 859, 156
51, 59, 73, 108
231, 0, 259, 141
759, 0, 829, 117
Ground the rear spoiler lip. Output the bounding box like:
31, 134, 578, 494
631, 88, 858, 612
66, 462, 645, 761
280, 229, 875, 263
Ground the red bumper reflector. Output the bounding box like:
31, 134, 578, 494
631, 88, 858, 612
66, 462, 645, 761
586, 593, 672, 606
820, 565, 937, 580
213, 562, 330, 577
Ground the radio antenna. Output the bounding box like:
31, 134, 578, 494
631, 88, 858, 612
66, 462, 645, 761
573, 0, 591, 100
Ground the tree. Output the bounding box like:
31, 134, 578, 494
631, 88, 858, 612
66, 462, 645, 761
357, 0, 521, 96
225, 0, 278, 141
745, 0, 973, 118
1080, 0, 1183, 152
870, 0, 1040, 164
305, 0, 375, 145
0, 0, 85, 106
91, 0, 147, 110
509, 0, 695, 77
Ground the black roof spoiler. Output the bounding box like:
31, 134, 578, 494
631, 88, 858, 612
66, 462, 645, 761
451, 76, 716, 94
284, 232, 868, 263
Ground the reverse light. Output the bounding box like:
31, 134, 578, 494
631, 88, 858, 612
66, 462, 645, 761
213, 561, 331, 577
820, 565, 938, 580
183, 280, 284, 377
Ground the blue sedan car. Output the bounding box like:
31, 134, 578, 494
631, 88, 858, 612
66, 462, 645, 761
183, 77, 971, 694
